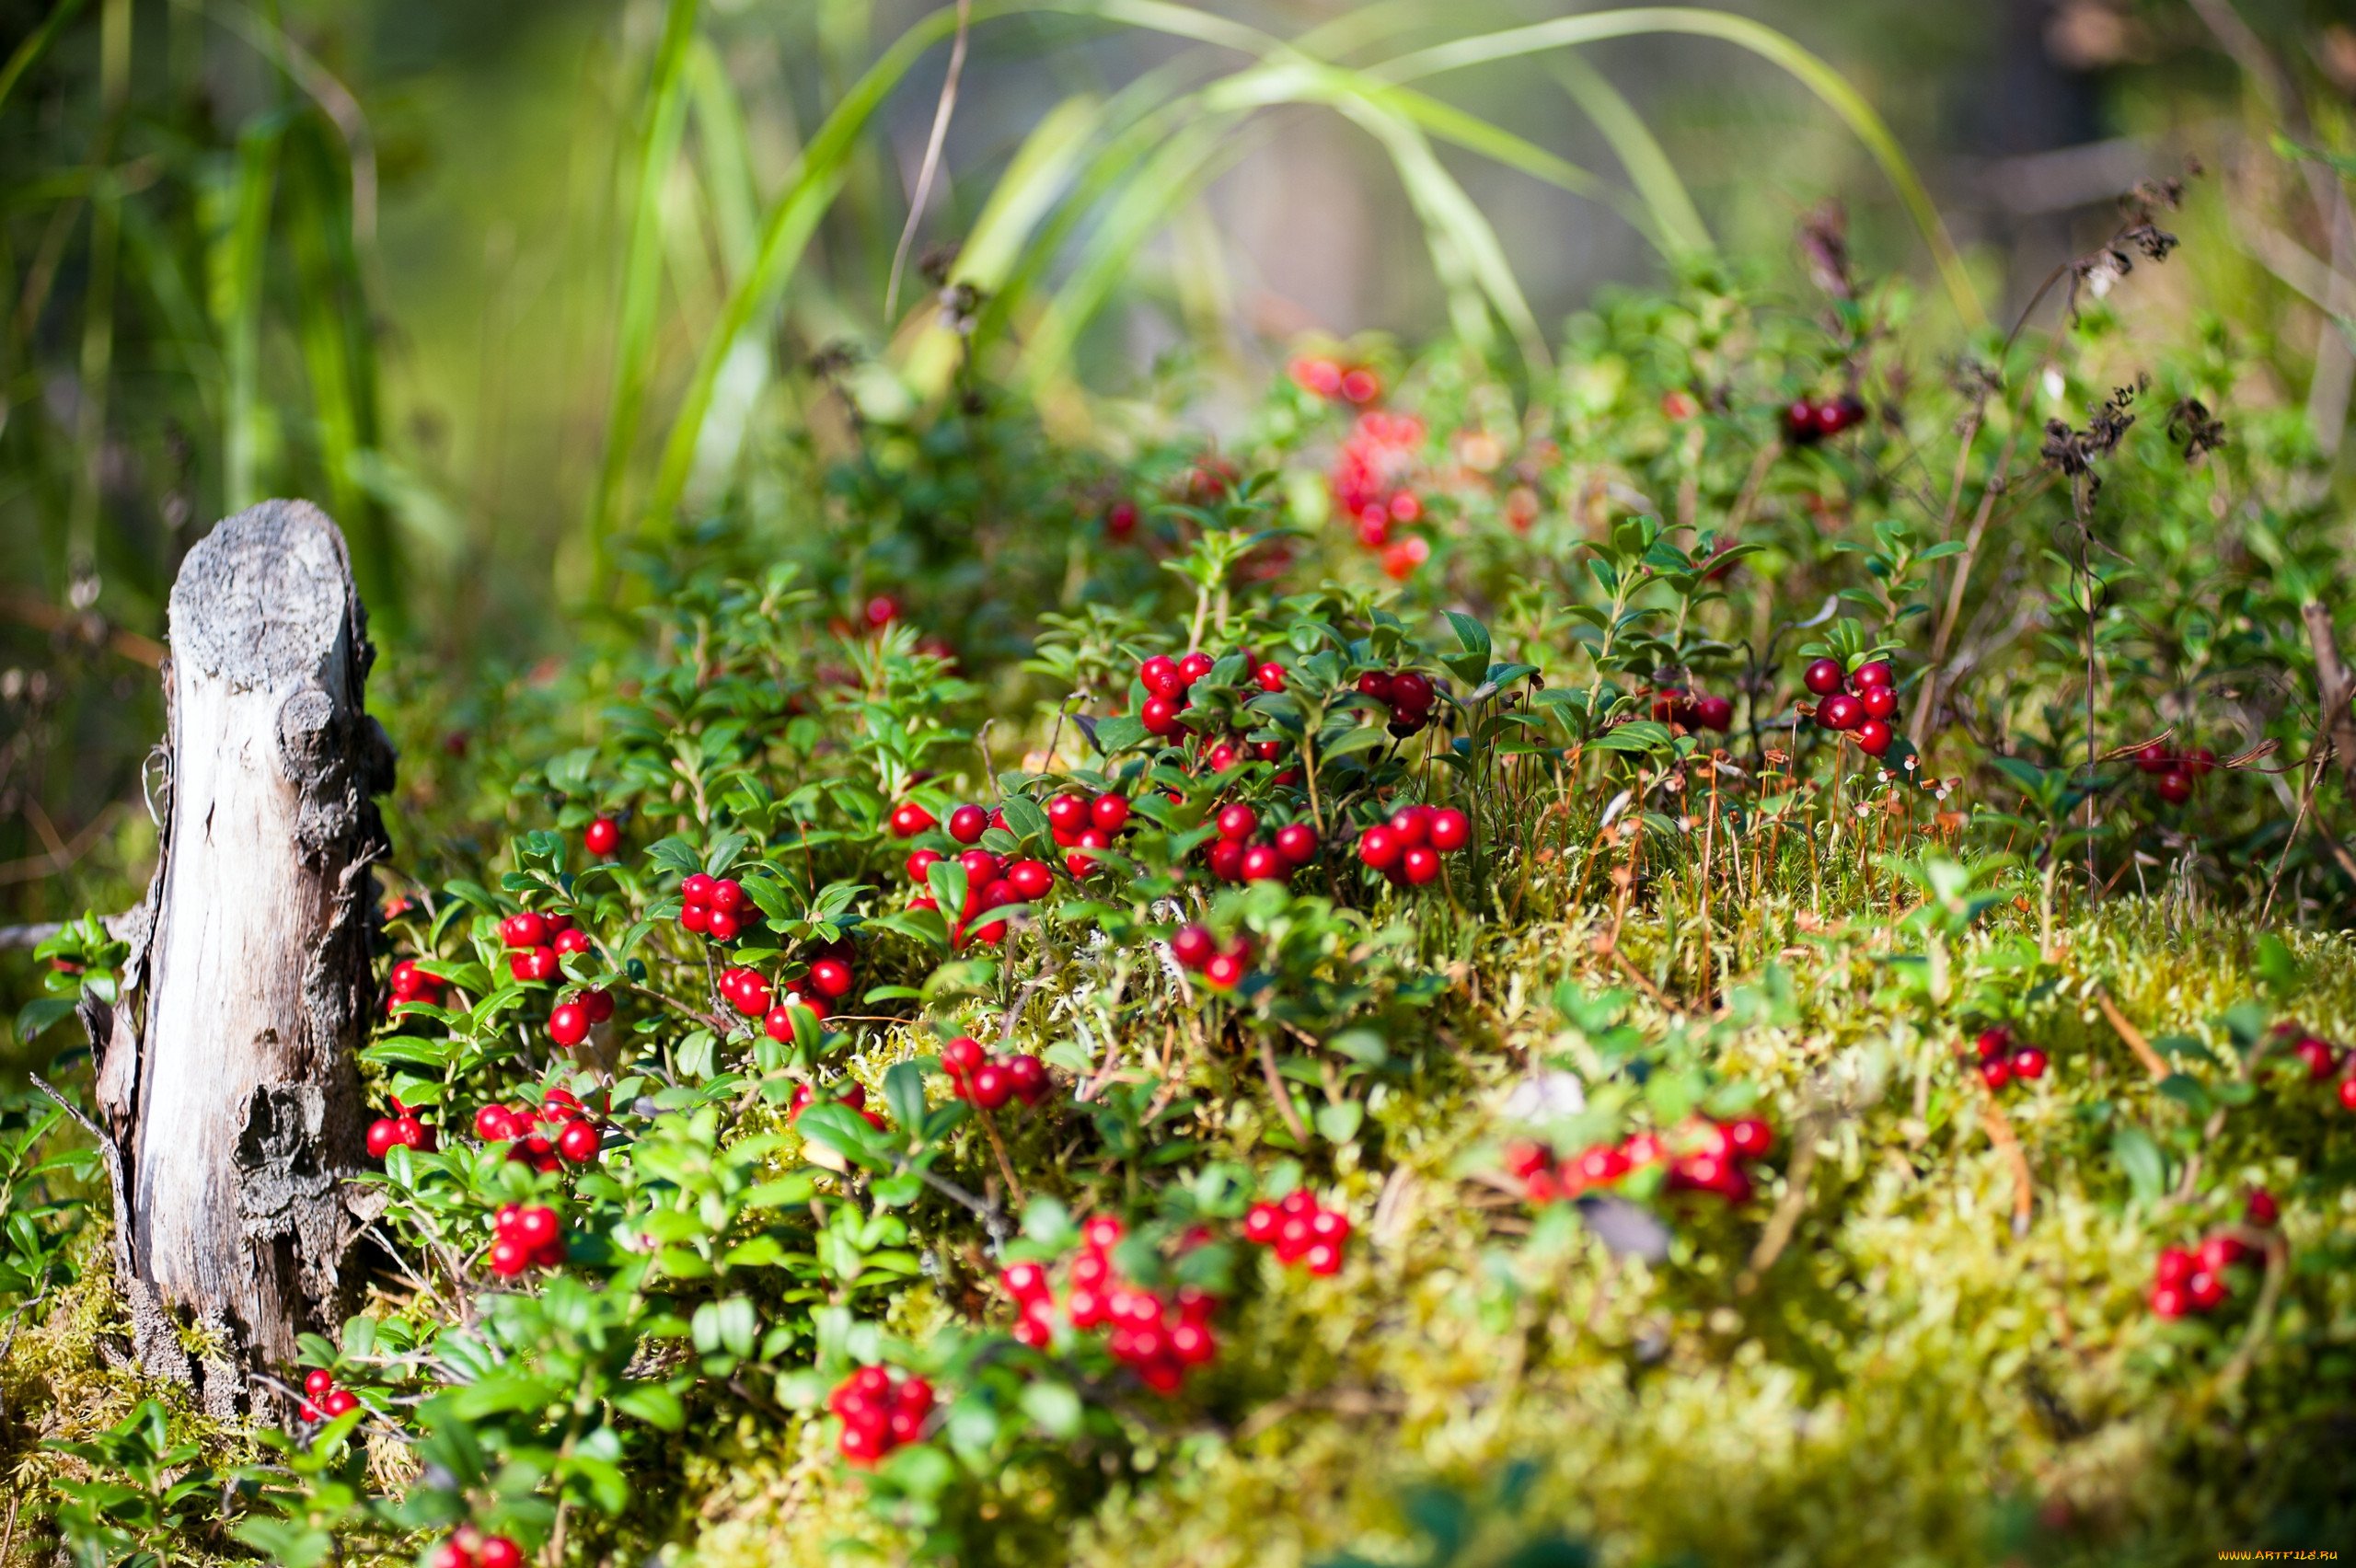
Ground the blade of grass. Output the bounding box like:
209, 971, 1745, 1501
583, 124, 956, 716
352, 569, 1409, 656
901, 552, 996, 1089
211, 114, 283, 513
285, 116, 400, 629
0, 0, 89, 118
1369, 8, 1986, 329
1542, 51, 1711, 257
583, 0, 700, 600
900, 91, 1103, 394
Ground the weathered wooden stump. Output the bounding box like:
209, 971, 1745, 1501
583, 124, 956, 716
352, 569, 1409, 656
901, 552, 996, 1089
84, 500, 394, 1413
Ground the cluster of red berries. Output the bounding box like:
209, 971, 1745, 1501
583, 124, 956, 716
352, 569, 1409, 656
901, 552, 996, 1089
1169, 923, 1252, 992
1507, 1116, 1775, 1205
1242, 1190, 1351, 1274
386, 958, 447, 1015
1964, 1025, 2050, 1090
488, 1200, 565, 1278
2149, 1194, 2273, 1319
2134, 741, 2219, 807
1000, 1216, 1219, 1394
429, 1529, 525, 1568
1356, 803, 1470, 886
1288, 353, 1383, 406
828, 1365, 936, 1464
546, 986, 615, 1048
712, 950, 852, 1040
789, 1078, 886, 1131
676, 873, 750, 941
297, 1367, 361, 1422
1200, 801, 1318, 884
1783, 393, 1865, 444
583, 814, 621, 859
364, 1097, 437, 1159
1327, 409, 1431, 578
1138, 651, 1224, 738
1648, 686, 1735, 732
941, 1035, 1051, 1111
474, 1088, 603, 1170
906, 846, 1057, 944
1803, 657, 1902, 758
2279, 1026, 2356, 1112
1354, 668, 1439, 735
500, 908, 590, 982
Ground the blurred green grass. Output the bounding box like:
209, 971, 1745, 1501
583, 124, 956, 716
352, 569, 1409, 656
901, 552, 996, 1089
1, 0, 2348, 928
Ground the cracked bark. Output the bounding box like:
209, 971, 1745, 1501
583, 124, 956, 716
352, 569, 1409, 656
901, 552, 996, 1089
89, 501, 395, 1414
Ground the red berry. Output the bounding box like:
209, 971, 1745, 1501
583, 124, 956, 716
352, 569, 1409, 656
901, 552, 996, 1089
1401, 847, 1441, 885
1142, 696, 1184, 736
1242, 844, 1286, 882
475, 1105, 518, 1142
1202, 951, 1246, 991
1426, 808, 1470, 852
704, 908, 739, 943
1140, 656, 1186, 698
2154, 1246, 2198, 1288
808, 957, 855, 999
584, 816, 620, 858
1693, 694, 1734, 731
2246, 1188, 2279, 1228
1045, 793, 1090, 836
1851, 661, 1893, 690
2135, 742, 2173, 776
489, 1239, 529, 1279
1387, 805, 1432, 847
1274, 823, 1319, 864
682, 872, 715, 904
1178, 651, 1216, 686
2184, 746, 2218, 779
1726, 1117, 1774, 1159
1854, 719, 1893, 756
1207, 839, 1246, 882
890, 801, 938, 837
970, 1055, 1017, 1106
1170, 925, 1216, 970
557, 1120, 601, 1164
501, 912, 548, 950
1254, 662, 1287, 692
1818, 693, 1865, 732
1357, 825, 1403, 870
2292, 1036, 2339, 1080
948, 804, 988, 844
1205, 741, 1242, 773
477, 1540, 524, 1568
1006, 1053, 1049, 1104
1859, 686, 1899, 720
1389, 672, 1435, 716
1784, 398, 1821, 441
1216, 802, 1260, 842
366, 1119, 400, 1159
514, 1205, 560, 1255
552, 928, 592, 956
2186, 1269, 2227, 1311
2149, 1283, 2189, 1319
2010, 1046, 2049, 1080
1355, 671, 1396, 705
392, 1115, 429, 1151
2155, 771, 2193, 805
1802, 658, 1845, 697
679, 903, 710, 934
305, 1367, 335, 1397
549, 1001, 590, 1047
2198, 1234, 2248, 1274
322, 1388, 358, 1418
1980, 1059, 2012, 1090
1092, 793, 1133, 833
942, 1036, 987, 1077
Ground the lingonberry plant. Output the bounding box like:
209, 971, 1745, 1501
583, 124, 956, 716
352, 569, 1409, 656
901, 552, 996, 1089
12, 183, 2356, 1567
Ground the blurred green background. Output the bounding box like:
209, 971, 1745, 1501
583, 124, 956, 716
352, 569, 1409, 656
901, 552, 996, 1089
2, 0, 2350, 928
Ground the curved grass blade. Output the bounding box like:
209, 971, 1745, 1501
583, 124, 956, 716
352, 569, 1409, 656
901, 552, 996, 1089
1543, 51, 1712, 257
1369, 7, 1986, 328
583, 0, 700, 597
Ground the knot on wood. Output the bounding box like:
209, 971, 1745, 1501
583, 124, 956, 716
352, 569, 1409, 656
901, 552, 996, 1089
237, 1082, 350, 1310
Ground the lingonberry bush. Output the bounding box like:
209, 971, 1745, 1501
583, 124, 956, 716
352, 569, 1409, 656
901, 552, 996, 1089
12, 193, 2356, 1565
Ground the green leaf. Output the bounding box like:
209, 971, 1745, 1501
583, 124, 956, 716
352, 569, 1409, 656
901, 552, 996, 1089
613, 1383, 687, 1431
1020, 1379, 1083, 1437
2111, 1125, 2166, 1205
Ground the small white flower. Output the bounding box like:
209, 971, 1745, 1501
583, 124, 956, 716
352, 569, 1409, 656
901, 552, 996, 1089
1503, 1072, 1586, 1120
